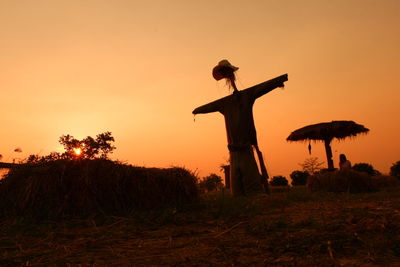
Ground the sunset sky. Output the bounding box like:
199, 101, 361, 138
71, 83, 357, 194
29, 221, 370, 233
1, 0, 399, 178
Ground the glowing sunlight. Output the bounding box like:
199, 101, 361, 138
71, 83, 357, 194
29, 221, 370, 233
73, 147, 82, 156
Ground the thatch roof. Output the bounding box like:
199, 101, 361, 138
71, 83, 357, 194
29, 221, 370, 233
287, 120, 369, 142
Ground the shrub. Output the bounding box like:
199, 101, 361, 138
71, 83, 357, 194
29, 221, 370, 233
270, 176, 289, 186
390, 161, 400, 179
308, 170, 376, 193
0, 159, 198, 219
371, 175, 400, 189
199, 173, 223, 193
290, 170, 309, 186
299, 157, 324, 175
352, 163, 380, 176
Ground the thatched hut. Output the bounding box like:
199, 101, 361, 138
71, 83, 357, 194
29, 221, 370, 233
287, 121, 369, 170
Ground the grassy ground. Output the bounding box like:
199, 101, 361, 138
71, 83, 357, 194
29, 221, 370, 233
1, 187, 399, 266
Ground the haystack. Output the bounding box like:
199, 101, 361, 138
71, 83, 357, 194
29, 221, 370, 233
0, 159, 198, 219
308, 170, 376, 193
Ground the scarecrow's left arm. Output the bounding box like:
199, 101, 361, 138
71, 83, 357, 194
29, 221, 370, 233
192, 97, 226, 114
250, 74, 288, 99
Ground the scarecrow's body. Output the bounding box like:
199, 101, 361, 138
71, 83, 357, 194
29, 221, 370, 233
193, 75, 287, 195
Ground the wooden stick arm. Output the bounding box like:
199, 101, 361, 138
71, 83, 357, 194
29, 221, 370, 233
249, 74, 288, 99
192, 97, 225, 114
192, 73, 288, 114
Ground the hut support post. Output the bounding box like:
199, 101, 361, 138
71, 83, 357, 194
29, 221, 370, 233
324, 139, 334, 170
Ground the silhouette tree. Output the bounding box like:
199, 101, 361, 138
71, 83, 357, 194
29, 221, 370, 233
27, 152, 62, 163
59, 132, 116, 160
59, 135, 81, 159
299, 157, 324, 175
95, 132, 116, 158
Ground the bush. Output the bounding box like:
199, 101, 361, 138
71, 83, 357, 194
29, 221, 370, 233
290, 170, 309, 186
371, 175, 400, 189
308, 170, 376, 193
352, 163, 380, 176
0, 159, 198, 219
270, 176, 289, 186
390, 161, 400, 179
199, 173, 223, 193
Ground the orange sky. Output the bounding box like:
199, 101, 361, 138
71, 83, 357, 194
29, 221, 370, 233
1, 0, 399, 178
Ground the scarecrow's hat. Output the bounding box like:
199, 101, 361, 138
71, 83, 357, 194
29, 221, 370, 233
212, 60, 239, 81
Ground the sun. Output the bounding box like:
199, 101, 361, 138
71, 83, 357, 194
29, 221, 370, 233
73, 147, 82, 156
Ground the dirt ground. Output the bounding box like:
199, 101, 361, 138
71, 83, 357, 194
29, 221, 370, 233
1, 189, 399, 266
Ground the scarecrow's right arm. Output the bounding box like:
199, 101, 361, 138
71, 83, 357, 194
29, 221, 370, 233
250, 74, 288, 99
192, 97, 225, 114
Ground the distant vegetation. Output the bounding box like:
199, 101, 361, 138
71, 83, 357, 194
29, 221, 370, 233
270, 175, 289, 186
290, 170, 309, 186
352, 163, 380, 176
390, 161, 400, 179
198, 173, 223, 193
26, 132, 116, 163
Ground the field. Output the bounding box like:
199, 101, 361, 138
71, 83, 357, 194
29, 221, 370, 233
1, 186, 399, 266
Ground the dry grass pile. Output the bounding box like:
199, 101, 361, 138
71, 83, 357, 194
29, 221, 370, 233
371, 175, 400, 190
308, 170, 377, 193
0, 159, 198, 219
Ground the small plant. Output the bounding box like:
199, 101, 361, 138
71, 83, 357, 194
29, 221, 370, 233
270, 175, 289, 186
290, 170, 309, 186
299, 157, 324, 175
352, 163, 380, 176
390, 161, 400, 179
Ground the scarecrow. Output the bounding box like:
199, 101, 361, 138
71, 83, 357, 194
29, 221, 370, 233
193, 60, 288, 195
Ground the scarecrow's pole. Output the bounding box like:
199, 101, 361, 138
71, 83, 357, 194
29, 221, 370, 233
230, 77, 269, 193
